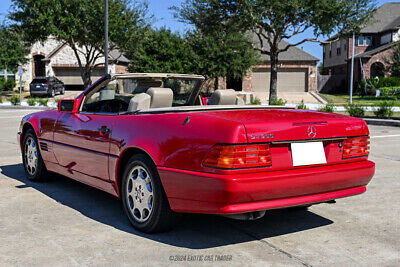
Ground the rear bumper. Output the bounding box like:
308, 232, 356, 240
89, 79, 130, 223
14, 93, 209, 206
158, 160, 375, 214
30, 86, 49, 95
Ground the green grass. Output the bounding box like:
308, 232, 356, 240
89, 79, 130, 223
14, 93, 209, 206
320, 94, 400, 106
335, 111, 400, 118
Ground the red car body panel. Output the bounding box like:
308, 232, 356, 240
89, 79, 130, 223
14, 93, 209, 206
19, 89, 375, 214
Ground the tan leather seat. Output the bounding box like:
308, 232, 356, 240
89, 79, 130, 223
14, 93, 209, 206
146, 87, 173, 108
128, 93, 151, 112
209, 89, 237, 105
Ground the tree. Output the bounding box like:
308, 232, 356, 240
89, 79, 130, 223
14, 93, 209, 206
9, 0, 150, 88
187, 30, 259, 89
174, 0, 376, 102
386, 42, 400, 77
125, 27, 258, 90
127, 28, 196, 73
0, 24, 29, 73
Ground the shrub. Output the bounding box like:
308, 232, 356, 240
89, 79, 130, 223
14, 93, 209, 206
269, 98, 287, 106
38, 98, 48, 106
10, 95, 20, 105
296, 100, 308, 109
379, 86, 400, 96
250, 96, 261, 105
0, 78, 16, 92
0, 95, 3, 103
378, 77, 400, 87
345, 104, 365, 117
374, 101, 394, 119
318, 104, 335, 112
27, 97, 36, 106
358, 77, 400, 95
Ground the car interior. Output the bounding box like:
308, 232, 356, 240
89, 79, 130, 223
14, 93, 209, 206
81, 75, 245, 114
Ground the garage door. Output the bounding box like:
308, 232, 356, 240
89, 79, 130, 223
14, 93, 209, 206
251, 68, 308, 93
53, 68, 104, 86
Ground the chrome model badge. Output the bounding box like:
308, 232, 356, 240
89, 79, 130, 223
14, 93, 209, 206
250, 134, 275, 140
307, 126, 317, 139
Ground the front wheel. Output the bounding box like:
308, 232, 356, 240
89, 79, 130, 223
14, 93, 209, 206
60, 86, 65, 95
49, 89, 55, 97
22, 129, 48, 181
121, 154, 176, 233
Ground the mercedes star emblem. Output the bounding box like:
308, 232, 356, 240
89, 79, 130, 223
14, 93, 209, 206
307, 126, 317, 139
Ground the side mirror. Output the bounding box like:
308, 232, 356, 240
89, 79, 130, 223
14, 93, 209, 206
58, 99, 78, 113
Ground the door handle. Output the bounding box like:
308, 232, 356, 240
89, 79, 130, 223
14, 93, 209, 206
98, 126, 111, 135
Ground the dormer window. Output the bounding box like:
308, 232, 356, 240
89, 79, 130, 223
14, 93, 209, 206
356, 36, 372, 46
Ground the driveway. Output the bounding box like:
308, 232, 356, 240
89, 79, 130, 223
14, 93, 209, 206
0, 109, 399, 266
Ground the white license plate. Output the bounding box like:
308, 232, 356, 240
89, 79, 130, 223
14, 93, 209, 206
291, 142, 327, 167
36, 85, 40, 88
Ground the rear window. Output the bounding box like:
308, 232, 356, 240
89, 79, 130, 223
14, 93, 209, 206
31, 78, 47, 84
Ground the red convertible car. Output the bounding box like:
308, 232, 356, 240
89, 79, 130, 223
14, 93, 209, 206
18, 73, 375, 233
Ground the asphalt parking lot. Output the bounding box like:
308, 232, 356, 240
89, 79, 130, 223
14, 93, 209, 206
0, 109, 399, 266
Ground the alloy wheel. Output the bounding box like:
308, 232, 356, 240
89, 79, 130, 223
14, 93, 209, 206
24, 136, 38, 176
126, 166, 154, 223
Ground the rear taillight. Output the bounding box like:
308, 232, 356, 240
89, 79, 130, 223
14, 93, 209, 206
342, 136, 370, 159
203, 144, 272, 169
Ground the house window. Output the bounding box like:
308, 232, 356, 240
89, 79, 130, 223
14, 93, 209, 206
329, 50, 332, 57
337, 47, 341, 55
356, 36, 372, 46
344, 44, 347, 51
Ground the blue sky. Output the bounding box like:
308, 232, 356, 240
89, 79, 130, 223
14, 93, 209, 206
0, 0, 395, 61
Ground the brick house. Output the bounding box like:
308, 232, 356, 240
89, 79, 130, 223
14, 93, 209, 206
322, 2, 400, 91
18, 37, 129, 90
223, 39, 318, 96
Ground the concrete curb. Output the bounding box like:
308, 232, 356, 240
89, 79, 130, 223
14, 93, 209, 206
363, 118, 400, 127
0, 105, 52, 110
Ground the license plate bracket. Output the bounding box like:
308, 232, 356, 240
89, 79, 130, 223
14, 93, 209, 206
291, 141, 327, 167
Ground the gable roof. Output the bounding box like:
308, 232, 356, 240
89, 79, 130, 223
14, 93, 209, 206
360, 2, 400, 33
43, 42, 130, 64
253, 34, 319, 62
353, 41, 399, 59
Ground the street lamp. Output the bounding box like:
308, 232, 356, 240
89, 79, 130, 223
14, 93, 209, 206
104, 0, 109, 75
349, 32, 355, 104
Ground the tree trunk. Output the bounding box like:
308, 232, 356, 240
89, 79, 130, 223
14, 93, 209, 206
214, 77, 219, 90
269, 47, 278, 103
82, 69, 92, 89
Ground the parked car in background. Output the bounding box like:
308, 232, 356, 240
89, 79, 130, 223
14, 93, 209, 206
29, 77, 65, 97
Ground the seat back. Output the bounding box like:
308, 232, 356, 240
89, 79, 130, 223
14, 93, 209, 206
209, 89, 237, 105
146, 87, 173, 108
127, 93, 151, 112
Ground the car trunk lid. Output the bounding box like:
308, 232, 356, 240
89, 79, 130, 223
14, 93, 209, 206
197, 109, 368, 142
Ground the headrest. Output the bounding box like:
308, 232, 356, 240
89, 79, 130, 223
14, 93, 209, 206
146, 87, 173, 108
209, 89, 237, 105
128, 93, 151, 112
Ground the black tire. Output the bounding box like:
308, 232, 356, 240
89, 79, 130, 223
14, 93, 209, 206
121, 154, 176, 233
60, 86, 65, 95
49, 89, 55, 97
22, 128, 48, 181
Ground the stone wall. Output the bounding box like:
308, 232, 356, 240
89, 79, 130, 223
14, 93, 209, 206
17, 37, 127, 89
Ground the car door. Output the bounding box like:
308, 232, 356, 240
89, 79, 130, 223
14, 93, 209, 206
52, 80, 119, 181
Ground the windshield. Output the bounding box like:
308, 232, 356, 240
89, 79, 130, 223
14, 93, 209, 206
117, 77, 202, 106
